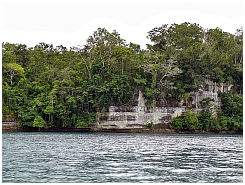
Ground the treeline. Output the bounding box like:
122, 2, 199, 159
2, 22, 243, 131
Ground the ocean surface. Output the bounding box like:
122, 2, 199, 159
2, 132, 243, 183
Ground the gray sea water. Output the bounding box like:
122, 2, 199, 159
2, 132, 243, 183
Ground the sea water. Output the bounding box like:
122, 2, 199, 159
2, 132, 243, 183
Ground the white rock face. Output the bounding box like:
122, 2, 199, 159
190, 81, 232, 108
96, 81, 230, 129
96, 91, 185, 129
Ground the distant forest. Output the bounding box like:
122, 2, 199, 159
2, 22, 243, 131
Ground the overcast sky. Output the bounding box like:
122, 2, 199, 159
1, 0, 244, 49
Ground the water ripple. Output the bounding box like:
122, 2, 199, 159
2, 132, 243, 183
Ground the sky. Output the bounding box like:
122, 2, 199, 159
1, 0, 244, 49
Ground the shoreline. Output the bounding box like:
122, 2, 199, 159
2, 126, 243, 135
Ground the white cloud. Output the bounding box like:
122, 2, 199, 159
1, 0, 244, 49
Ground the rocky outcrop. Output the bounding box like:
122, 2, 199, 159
190, 81, 232, 108
95, 81, 231, 129
2, 120, 21, 132
95, 91, 185, 129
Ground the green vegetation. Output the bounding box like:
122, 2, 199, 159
33, 115, 46, 128
146, 122, 153, 129
169, 110, 200, 130
169, 92, 243, 132
2, 23, 243, 131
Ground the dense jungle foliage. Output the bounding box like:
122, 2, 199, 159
2, 22, 243, 131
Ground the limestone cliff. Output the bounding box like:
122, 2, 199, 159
189, 81, 232, 108
95, 91, 185, 129
95, 81, 231, 129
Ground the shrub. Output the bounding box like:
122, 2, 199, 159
75, 121, 88, 128
146, 122, 153, 129
169, 110, 200, 130
169, 117, 183, 130
33, 115, 46, 128
182, 110, 200, 130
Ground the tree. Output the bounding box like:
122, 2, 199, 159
141, 51, 181, 106
33, 115, 46, 129
3, 62, 25, 85
43, 105, 54, 122
78, 28, 126, 81
2, 45, 25, 85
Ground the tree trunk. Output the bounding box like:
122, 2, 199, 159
121, 58, 124, 74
